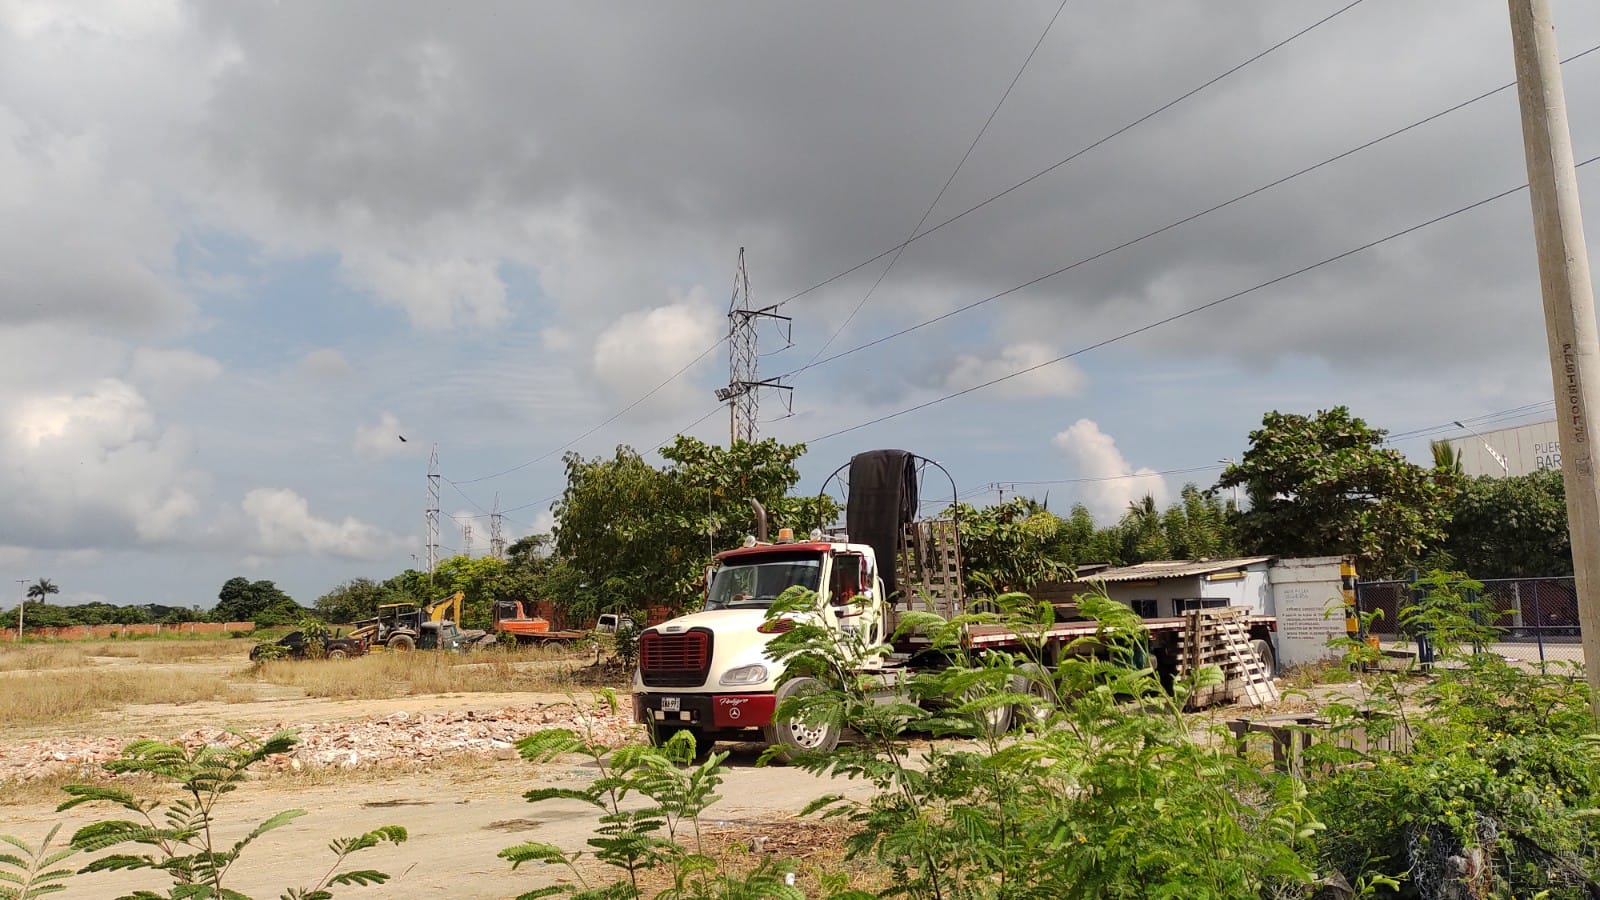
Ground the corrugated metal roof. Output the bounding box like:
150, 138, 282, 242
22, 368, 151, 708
1082, 556, 1274, 583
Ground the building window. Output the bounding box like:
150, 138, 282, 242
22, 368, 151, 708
1131, 599, 1158, 618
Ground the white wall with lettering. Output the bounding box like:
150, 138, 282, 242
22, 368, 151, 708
1268, 556, 1350, 668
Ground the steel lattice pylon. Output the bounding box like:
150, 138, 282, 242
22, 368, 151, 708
716, 248, 791, 444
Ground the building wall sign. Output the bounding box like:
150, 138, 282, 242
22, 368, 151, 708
1444, 420, 1562, 478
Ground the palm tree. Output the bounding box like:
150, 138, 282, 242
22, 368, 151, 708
26, 578, 58, 605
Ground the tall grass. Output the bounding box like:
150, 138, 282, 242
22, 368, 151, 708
0, 669, 246, 727
0, 644, 91, 672
0, 639, 248, 672
251, 649, 605, 700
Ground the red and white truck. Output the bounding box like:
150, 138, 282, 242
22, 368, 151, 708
632, 450, 1288, 756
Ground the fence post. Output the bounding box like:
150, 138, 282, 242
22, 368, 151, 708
1532, 580, 1547, 672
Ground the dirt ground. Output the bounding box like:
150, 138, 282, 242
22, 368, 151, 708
0, 644, 882, 899
0, 641, 1375, 899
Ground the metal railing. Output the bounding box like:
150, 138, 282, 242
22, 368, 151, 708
1354, 576, 1582, 668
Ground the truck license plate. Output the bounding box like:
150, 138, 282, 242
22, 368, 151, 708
661, 697, 680, 712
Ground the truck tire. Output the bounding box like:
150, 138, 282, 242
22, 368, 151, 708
763, 677, 840, 757
387, 634, 416, 652
963, 681, 1014, 737
1013, 664, 1057, 730
1250, 639, 1277, 680
326, 648, 348, 660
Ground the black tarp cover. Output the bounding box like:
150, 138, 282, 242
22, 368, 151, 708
845, 450, 919, 601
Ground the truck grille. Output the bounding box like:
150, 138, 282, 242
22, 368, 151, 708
639, 629, 712, 687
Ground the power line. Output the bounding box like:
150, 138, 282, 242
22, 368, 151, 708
444, 3, 1575, 521
803, 0, 1071, 365
450, 334, 729, 486
444, 1, 1371, 503
777, 43, 1600, 383
805, 154, 1600, 445
765, 0, 1370, 317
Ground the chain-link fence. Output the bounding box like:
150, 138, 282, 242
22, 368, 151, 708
1354, 576, 1583, 668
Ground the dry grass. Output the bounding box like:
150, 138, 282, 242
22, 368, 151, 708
0, 668, 248, 727
0, 644, 92, 672
250, 647, 621, 700
622, 817, 889, 895
0, 638, 249, 672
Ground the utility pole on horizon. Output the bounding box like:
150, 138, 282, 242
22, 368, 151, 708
1507, 0, 1600, 713
14, 579, 25, 642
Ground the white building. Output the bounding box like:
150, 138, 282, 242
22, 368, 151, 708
1442, 420, 1561, 478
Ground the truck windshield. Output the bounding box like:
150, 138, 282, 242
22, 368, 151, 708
706, 554, 823, 610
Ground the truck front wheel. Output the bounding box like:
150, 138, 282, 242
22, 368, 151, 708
763, 677, 840, 755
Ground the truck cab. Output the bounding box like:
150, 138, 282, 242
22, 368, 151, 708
632, 535, 887, 752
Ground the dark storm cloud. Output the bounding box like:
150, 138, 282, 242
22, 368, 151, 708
184, 1, 1600, 390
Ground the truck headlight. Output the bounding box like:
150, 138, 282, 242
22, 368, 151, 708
719, 664, 769, 686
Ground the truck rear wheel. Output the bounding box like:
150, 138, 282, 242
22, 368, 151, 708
326, 648, 348, 660
763, 677, 839, 756
387, 634, 415, 652
1013, 664, 1057, 730
1250, 639, 1277, 680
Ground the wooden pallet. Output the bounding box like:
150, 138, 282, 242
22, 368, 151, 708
895, 518, 964, 619
1181, 608, 1279, 709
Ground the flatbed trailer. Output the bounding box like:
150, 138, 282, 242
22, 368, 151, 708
632, 450, 1282, 757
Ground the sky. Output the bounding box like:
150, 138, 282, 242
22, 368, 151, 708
4, 0, 1600, 610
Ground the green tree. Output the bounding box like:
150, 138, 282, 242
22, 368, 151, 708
1162, 484, 1239, 560
25, 578, 58, 607
1442, 469, 1571, 578
553, 437, 833, 616
213, 577, 302, 625
1121, 495, 1170, 562
952, 499, 1067, 595
1219, 406, 1454, 577
315, 577, 385, 625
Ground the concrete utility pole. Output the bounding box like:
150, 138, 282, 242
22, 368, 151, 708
1507, 0, 1600, 713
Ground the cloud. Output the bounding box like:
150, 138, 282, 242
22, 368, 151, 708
340, 250, 509, 330
353, 412, 407, 461
129, 347, 223, 395
0, 378, 203, 547
240, 487, 404, 560
1051, 418, 1169, 521
943, 343, 1083, 399
295, 348, 353, 380
591, 295, 721, 417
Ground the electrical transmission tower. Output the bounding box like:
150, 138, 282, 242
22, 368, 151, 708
462, 521, 474, 558
426, 445, 440, 582
489, 494, 506, 560
715, 248, 792, 444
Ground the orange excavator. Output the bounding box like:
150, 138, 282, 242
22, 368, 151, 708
492, 600, 633, 646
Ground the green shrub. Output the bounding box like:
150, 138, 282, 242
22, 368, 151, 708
58, 730, 407, 899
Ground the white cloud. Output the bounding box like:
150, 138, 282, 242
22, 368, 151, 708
129, 347, 223, 395
340, 250, 508, 330
591, 294, 721, 417
353, 412, 407, 461
1051, 418, 1169, 522
943, 343, 1083, 399
1, 379, 202, 546
295, 348, 353, 380
240, 487, 404, 560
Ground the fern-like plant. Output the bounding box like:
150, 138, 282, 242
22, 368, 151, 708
499, 690, 802, 899
0, 823, 78, 900
59, 729, 406, 900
